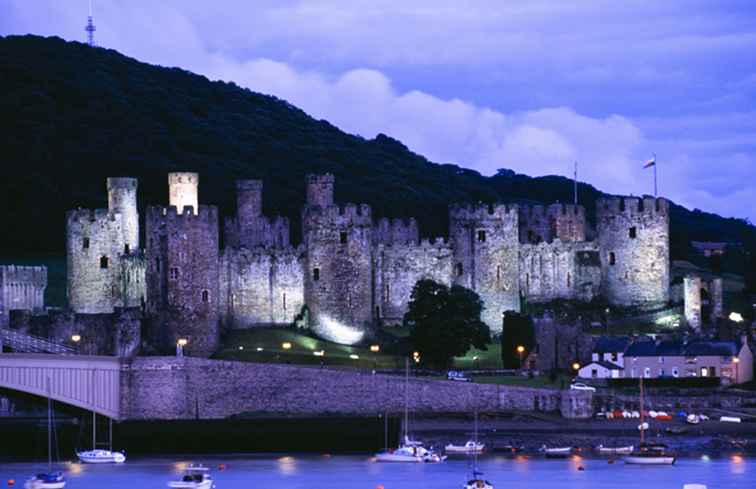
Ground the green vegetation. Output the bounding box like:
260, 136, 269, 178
1, 35, 754, 273
404, 280, 491, 368
215, 327, 403, 369
474, 373, 572, 390
500, 312, 535, 369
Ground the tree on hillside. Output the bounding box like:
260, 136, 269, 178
500, 312, 536, 369
403, 280, 490, 369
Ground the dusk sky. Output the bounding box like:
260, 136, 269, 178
2, 1, 755, 222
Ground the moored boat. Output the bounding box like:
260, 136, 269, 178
539, 445, 573, 458
24, 473, 66, 489
375, 445, 445, 463
168, 465, 214, 489
596, 444, 634, 455
446, 440, 485, 455
624, 377, 676, 465
463, 471, 494, 489
76, 449, 126, 464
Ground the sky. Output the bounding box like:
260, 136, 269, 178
2, 0, 755, 222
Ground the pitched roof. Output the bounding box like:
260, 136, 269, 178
625, 339, 739, 358
582, 360, 623, 371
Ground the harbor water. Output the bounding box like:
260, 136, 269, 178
0, 454, 751, 489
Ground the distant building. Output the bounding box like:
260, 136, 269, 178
690, 241, 732, 257
578, 360, 623, 379
624, 337, 753, 385
591, 335, 631, 367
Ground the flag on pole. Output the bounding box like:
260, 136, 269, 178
643, 155, 656, 168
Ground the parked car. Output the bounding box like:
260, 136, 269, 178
447, 370, 471, 382
570, 382, 597, 392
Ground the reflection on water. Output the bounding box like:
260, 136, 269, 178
0, 454, 751, 488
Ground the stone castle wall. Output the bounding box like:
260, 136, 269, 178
145, 205, 220, 357
519, 204, 587, 244
374, 239, 453, 324
450, 204, 521, 330
121, 357, 577, 420
0, 265, 47, 327
219, 246, 305, 328
224, 180, 291, 249
597, 197, 670, 307
520, 241, 601, 303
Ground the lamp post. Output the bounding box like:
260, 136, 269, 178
572, 362, 580, 373
176, 338, 188, 357
71, 334, 81, 354
733, 357, 740, 385
516, 345, 525, 370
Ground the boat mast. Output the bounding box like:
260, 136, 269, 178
639, 376, 645, 445
47, 377, 52, 472
93, 411, 96, 450
404, 357, 409, 442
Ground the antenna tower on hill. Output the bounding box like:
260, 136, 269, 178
85, 0, 96, 47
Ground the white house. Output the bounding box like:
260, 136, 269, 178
578, 360, 623, 379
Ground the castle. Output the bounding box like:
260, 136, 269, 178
64, 173, 670, 356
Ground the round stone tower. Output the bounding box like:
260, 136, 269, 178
597, 197, 670, 307
684, 275, 703, 330
107, 177, 139, 253
168, 172, 199, 214
449, 203, 521, 332
306, 174, 335, 208
237, 179, 263, 219
302, 174, 372, 345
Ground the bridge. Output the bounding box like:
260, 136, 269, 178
0, 328, 76, 354
0, 353, 122, 419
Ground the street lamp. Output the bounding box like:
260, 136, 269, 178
572, 362, 580, 372
729, 312, 744, 323
71, 334, 81, 354
281, 342, 292, 350
412, 351, 421, 364
176, 338, 188, 357
370, 345, 380, 353
516, 345, 525, 370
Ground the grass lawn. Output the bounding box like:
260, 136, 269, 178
452, 343, 503, 369
474, 373, 572, 390
215, 327, 406, 369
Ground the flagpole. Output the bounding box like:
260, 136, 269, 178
573, 161, 578, 205
653, 153, 658, 197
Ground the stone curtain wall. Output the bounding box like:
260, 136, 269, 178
519, 241, 601, 303
121, 357, 573, 420
0, 266, 47, 327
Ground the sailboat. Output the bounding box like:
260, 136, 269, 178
462, 405, 493, 489
25, 379, 66, 489
375, 359, 445, 463
624, 376, 676, 465
76, 412, 126, 464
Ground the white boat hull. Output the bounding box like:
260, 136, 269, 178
597, 445, 634, 455
76, 450, 126, 464
446, 447, 485, 455
624, 455, 676, 465
24, 479, 65, 489
167, 481, 213, 489
375, 453, 424, 463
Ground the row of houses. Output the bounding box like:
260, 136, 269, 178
578, 335, 753, 385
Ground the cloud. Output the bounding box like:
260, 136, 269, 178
1, 0, 754, 223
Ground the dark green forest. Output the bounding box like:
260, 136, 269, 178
1, 35, 754, 277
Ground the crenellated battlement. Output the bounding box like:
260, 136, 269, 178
449, 203, 518, 221
66, 208, 121, 225
547, 203, 585, 219
597, 197, 669, 219
374, 217, 419, 245
0, 265, 48, 285
303, 202, 373, 224
146, 205, 219, 224
107, 177, 138, 191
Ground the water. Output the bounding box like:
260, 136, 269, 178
0, 454, 751, 488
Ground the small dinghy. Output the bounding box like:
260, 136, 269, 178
168, 464, 214, 489
446, 440, 485, 455
24, 473, 65, 489
539, 445, 573, 458
76, 449, 126, 464
464, 471, 494, 489
596, 444, 634, 455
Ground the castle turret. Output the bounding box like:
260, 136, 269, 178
684, 275, 703, 330
107, 177, 139, 253
449, 203, 520, 331
168, 172, 199, 214
597, 197, 669, 307
146, 174, 219, 357
0, 266, 47, 327
302, 174, 372, 344
306, 174, 335, 208
224, 180, 290, 248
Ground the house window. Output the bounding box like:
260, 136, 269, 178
83, 238, 90, 250
340, 231, 347, 244
609, 252, 616, 266
384, 284, 390, 302
658, 356, 664, 363
700, 367, 708, 377
611, 352, 618, 362
591, 369, 598, 379
170, 267, 179, 280
709, 366, 716, 377
100, 256, 109, 269
629, 227, 637, 239
659, 368, 665, 377
124, 244, 130, 254
201, 290, 210, 303
477, 230, 486, 242
672, 367, 679, 377
456, 263, 463, 276
644, 367, 651, 378
313, 268, 320, 281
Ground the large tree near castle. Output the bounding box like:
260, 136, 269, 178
404, 279, 490, 368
